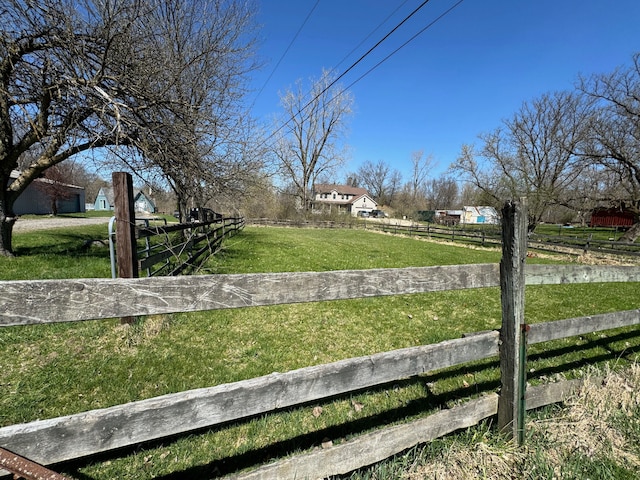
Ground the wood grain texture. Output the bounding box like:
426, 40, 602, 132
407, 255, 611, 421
528, 309, 640, 344
526, 264, 640, 285
497, 200, 527, 439
229, 379, 595, 480
0, 264, 500, 326
229, 395, 501, 480
112, 172, 138, 280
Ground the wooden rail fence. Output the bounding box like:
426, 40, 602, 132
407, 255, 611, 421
111, 172, 244, 278
0, 200, 639, 478
250, 217, 640, 257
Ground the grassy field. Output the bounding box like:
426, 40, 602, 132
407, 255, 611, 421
1, 223, 639, 478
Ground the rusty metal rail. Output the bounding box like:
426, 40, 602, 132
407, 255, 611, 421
0, 447, 69, 480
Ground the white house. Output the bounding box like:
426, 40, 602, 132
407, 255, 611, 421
461, 206, 500, 225
312, 184, 378, 216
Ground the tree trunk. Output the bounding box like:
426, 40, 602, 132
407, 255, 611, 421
619, 222, 640, 242
0, 193, 16, 256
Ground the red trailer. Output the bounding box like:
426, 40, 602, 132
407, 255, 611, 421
589, 208, 635, 228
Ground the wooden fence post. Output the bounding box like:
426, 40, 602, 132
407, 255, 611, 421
112, 172, 138, 280
113, 172, 138, 324
498, 198, 528, 444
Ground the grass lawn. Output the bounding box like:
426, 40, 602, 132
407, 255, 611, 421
1, 225, 639, 479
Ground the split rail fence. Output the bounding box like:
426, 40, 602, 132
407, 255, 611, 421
251, 218, 640, 257
1, 200, 639, 479
365, 221, 640, 257
110, 172, 244, 279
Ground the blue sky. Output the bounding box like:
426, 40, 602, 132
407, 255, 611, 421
248, 0, 640, 183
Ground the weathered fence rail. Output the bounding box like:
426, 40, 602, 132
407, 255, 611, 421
1, 201, 639, 479
3, 263, 639, 327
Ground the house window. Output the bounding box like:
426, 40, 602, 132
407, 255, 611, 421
333, 193, 336, 199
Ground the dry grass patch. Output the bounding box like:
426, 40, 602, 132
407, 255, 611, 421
402, 365, 640, 480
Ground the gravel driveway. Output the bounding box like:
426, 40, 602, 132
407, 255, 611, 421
13, 216, 113, 232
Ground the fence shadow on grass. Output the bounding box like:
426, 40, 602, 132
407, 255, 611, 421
59, 376, 469, 480
57, 329, 640, 479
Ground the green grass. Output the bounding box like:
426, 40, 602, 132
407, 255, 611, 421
534, 223, 631, 241
6, 224, 112, 279
204, 227, 505, 273
1, 225, 639, 479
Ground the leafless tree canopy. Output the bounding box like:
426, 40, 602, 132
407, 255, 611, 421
356, 160, 389, 202
273, 70, 353, 212
0, 0, 258, 255
578, 53, 640, 240
451, 91, 589, 231
451, 53, 640, 236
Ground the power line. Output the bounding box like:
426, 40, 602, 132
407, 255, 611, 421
271, 0, 437, 140
318, 0, 434, 107
338, 0, 465, 98
331, 0, 412, 75
250, 0, 320, 109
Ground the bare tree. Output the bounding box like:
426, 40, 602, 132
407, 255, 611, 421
577, 53, 640, 240
273, 70, 354, 212
356, 160, 392, 203
408, 150, 434, 203
0, 0, 258, 255
387, 169, 403, 207
451, 91, 588, 231
425, 176, 459, 209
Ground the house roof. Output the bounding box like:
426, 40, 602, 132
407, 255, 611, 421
10, 169, 84, 190
314, 183, 369, 197
134, 190, 156, 209
96, 187, 115, 205
348, 193, 377, 205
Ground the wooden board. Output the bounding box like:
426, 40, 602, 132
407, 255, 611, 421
0, 264, 501, 326
528, 309, 640, 344
0, 332, 499, 467
230, 394, 500, 480
526, 264, 640, 285
229, 379, 586, 480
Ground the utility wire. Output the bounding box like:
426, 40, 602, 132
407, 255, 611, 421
296, 0, 434, 118
270, 0, 447, 141
250, 0, 320, 109
337, 0, 465, 100
331, 0, 412, 74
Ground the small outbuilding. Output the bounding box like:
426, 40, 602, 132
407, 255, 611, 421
589, 207, 635, 228
94, 187, 115, 211
11, 170, 85, 215
134, 190, 157, 214
461, 206, 500, 225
